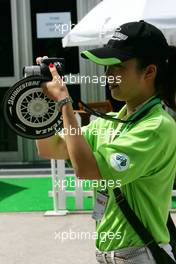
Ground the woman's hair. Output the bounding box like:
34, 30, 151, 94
136, 45, 176, 111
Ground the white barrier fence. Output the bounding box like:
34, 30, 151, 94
45, 159, 93, 216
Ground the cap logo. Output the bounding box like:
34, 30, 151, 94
111, 31, 128, 41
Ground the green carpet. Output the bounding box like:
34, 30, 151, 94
0, 177, 175, 212
0, 177, 93, 212
172, 197, 176, 209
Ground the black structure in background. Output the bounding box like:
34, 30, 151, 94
30, 0, 80, 109
0, 88, 18, 151
0, 0, 14, 77
0, 0, 17, 152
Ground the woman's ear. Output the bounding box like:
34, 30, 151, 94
143, 64, 157, 81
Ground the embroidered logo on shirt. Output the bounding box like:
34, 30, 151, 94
110, 153, 130, 171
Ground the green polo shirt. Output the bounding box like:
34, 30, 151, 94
79, 99, 176, 251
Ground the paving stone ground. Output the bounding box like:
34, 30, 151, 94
0, 212, 175, 264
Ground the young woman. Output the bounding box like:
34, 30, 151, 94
36, 21, 176, 264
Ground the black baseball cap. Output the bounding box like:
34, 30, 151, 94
81, 20, 169, 66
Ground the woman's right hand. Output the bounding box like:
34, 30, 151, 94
35, 55, 70, 102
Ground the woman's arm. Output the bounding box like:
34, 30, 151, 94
36, 135, 69, 160
36, 62, 102, 180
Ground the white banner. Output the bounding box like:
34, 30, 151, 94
36, 12, 71, 39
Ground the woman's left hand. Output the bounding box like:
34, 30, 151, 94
41, 63, 69, 101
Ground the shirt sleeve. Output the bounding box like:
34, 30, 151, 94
93, 122, 164, 186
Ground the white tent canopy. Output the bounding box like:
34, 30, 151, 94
62, 0, 176, 47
